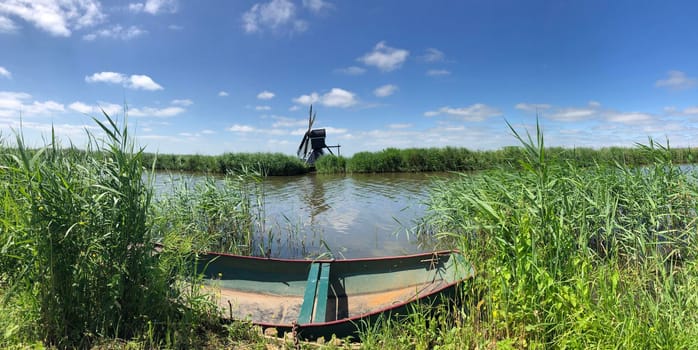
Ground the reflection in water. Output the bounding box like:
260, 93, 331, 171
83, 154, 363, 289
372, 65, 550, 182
154, 172, 454, 258
303, 175, 331, 224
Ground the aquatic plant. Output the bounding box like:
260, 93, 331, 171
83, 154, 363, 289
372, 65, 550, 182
142, 151, 309, 176
314, 154, 347, 174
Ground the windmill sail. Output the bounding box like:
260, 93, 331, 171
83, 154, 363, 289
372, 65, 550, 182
296, 133, 310, 159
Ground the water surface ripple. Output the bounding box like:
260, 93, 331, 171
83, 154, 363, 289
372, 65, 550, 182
155, 172, 452, 258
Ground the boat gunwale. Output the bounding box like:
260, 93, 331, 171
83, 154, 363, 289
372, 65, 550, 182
199, 248, 460, 264
200, 249, 476, 329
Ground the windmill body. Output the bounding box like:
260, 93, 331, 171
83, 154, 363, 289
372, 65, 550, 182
296, 106, 339, 166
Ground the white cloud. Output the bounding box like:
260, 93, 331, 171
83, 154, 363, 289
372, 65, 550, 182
255, 105, 271, 111
320, 88, 357, 107
515, 103, 551, 112
129, 0, 178, 14
335, 66, 366, 75
293, 92, 319, 105
420, 48, 444, 62
99, 103, 123, 116
83, 25, 146, 41
323, 126, 347, 134
171, 99, 193, 106
684, 106, 698, 115
201, 129, 215, 134
388, 123, 412, 129
0, 91, 31, 111
228, 124, 257, 133
605, 112, 653, 124
294, 88, 357, 108
0, 66, 11, 78
662, 105, 698, 116
289, 127, 309, 136
85, 71, 126, 84
242, 0, 307, 34
424, 104, 502, 122
373, 84, 398, 97
85, 72, 163, 91
0, 0, 105, 37
24, 100, 64, 115
655, 70, 696, 90
129, 106, 184, 117
271, 116, 307, 128
218, 91, 229, 97
257, 90, 275, 100
128, 3, 144, 12
358, 41, 409, 72
0, 91, 65, 118
426, 69, 450, 77
168, 24, 182, 30
302, 0, 332, 13
68, 101, 121, 116
588, 100, 601, 107
0, 15, 18, 33
127, 74, 163, 90
68, 101, 92, 114
68, 101, 180, 119
547, 108, 596, 121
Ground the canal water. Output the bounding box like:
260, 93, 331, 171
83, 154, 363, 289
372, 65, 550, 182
153, 172, 451, 259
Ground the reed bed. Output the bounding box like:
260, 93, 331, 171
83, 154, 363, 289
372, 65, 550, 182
142, 152, 309, 176
358, 123, 698, 348
315, 145, 698, 174
0, 116, 220, 349
151, 170, 267, 256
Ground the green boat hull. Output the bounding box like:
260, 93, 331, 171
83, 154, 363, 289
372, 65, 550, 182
197, 250, 474, 340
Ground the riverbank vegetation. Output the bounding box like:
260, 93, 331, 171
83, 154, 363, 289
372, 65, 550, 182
3, 116, 698, 348
141, 152, 308, 176
316, 144, 698, 173
368, 123, 698, 348
7, 143, 697, 176
0, 118, 228, 348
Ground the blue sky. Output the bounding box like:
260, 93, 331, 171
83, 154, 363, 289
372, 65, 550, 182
1, 0, 697, 155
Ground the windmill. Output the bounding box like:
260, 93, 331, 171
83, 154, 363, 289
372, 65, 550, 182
296, 105, 340, 166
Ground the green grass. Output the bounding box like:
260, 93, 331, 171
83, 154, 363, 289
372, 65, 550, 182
373, 121, 698, 348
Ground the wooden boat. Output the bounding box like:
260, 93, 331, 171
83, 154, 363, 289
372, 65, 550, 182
197, 250, 475, 340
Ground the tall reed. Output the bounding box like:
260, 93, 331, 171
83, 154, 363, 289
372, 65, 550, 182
0, 115, 216, 348
151, 169, 266, 255
415, 121, 698, 347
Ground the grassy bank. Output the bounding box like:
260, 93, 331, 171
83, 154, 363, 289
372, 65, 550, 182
357, 124, 698, 348
315, 145, 698, 174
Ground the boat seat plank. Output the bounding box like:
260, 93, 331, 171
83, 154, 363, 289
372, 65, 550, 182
298, 262, 321, 324
313, 263, 331, 323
